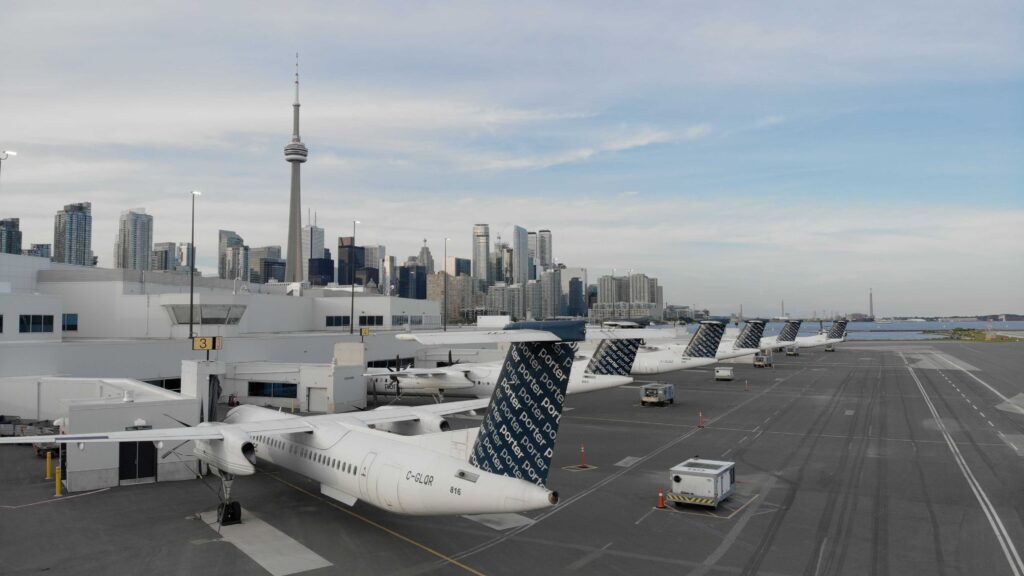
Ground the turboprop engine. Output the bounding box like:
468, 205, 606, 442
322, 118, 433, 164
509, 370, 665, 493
193, 426, 257, 476
372, 407, 451, 435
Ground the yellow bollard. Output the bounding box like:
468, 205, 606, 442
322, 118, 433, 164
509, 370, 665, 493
54, 466, 63, 497
45, 451, 53, 480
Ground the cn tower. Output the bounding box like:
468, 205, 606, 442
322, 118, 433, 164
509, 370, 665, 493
283, 55, 308, 284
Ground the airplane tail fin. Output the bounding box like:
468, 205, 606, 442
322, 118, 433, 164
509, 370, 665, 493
777, 320, 802, 343
585, 339, 642, 376
734, 320, 766, 350
683, 321, 726, 358
827, 320, 848, 339
469, 321, 581, 487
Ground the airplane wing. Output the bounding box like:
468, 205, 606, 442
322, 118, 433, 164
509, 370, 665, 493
391, 367, 473, 377
397, 330, 560, 345
309, 399, 490, 427
0, 418, 315, 445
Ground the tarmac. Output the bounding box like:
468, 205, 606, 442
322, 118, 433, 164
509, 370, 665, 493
2, 341, 1024, 575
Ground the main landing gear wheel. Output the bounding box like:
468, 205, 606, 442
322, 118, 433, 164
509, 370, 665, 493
217, 472, 242, 526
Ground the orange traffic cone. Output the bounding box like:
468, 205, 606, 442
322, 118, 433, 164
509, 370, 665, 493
657, 489, 666, 509
698, 411, 705, 428
580, 443, 587, 468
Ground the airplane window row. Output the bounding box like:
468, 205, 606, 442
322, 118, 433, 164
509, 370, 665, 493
255, 435, 359, 476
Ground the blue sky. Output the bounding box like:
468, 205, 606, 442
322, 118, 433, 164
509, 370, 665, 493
1, 1, 1022, 316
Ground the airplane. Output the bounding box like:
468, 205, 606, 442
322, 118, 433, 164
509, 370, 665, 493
759, 319, 802, 351
365, 336, 643, 400
795, 320, 848, 349
629, 321, 726, 374
0, 320, 625, 522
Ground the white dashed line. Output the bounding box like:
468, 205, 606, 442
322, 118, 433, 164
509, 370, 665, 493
740, 436, 749, 443
981, 413, 986, 418
989, 421, 996, 427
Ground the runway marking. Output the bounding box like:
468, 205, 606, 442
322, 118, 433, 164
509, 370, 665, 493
634, 508, 655, 525
903, 356, 1024, 576
615, 456, 642, 467
739, 436, 749, 443
566, 541, 613, 570
0, 487, 110, 509
264, 473, 486, 576
197, 507, 332, 576
934, 352, 1024, 415
813, 537, 829, 576
981, 412, 986, 418
721, 449, 734, 458
989, 421, 996, 427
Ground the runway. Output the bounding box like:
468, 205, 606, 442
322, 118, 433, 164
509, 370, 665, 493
2, 341, 1023, 575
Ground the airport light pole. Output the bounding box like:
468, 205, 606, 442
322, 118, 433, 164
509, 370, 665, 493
0, 150, 16, 193
189, 190, 201, 338
443, 237, 450, 331
350, 220, 359, 334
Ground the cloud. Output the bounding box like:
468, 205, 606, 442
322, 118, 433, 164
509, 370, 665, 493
462, 126, 675, 171
683, 124, 714, 140
755, 115, 785, 128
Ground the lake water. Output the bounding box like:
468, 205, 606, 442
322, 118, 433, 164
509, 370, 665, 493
757, 320, 1024, 341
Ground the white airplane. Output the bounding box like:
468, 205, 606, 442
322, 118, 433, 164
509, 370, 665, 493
759, 320, 802, 351
629, 321, 726, 375
795, 320, 848, 349
365, 336, 644, 400
0, 321, 629, 522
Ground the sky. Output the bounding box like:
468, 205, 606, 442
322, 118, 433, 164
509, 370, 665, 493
1, 1, 1022, 317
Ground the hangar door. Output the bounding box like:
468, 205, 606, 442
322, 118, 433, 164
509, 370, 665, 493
119, 441, 156, 484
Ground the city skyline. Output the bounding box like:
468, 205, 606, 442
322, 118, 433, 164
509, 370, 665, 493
0, 2, 1021, 316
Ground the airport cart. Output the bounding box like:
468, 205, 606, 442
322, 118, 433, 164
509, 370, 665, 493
753, 354, 773, 368
785, 346, 799, 356
640, 383, 674, 406
824, 343, 835, 352
667, 458, 735, 508
714, 367, 734, 381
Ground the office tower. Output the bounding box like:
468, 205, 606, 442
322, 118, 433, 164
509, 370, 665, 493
218, 230, 249, 280
0, 218, 22, 255
176, 242, 195, 273
283, 60, 309, 284
525, 280, 542, 320
567, 278, 585, 317
538, 229, 552, 269
308, 248, 335, 286
540, 268, 563, 318
22, 243, 51, 258
398, 264, 427, 299
114, 209, 153, 271
527, 230, 537, 281
337, 236, 367, 285
300, 224, 324, 283
445, 256, 471, 277
53, 202, 93, 266
250, 245, 282, 284
151, 242, 178, 271
418, 240, 435, 274
364, 245, 386, 273
260, 258, 286, 283
472, 224, 491, 285
511, 226, 528, 286
527, 231, 537, 265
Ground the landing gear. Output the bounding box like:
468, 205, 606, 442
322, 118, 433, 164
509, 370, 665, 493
216, 472, 242, 526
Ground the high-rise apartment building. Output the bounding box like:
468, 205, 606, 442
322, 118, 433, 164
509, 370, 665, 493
218, 230, 249, 280
445, 256, 471, 277
300, 224, 324, 284
538, 229, 552, 269
114, 209, 153, 271
472, 224, 490, 285
177, 242, 195, 273
151, 242, 178, 271
53, 202, 93, 266
0, 218, 22, 255
511, 226, 529, 286
540, 268, 563, 319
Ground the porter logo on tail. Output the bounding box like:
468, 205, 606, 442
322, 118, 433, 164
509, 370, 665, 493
470, 341, 575, 487
586, 339, 642, 377
684, 321, 726, 358
777, 320, 802, 343
735, 321, 767, 350
827, 320, 848, 340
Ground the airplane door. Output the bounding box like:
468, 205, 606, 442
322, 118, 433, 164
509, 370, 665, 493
358, 452, 377, 498
376, 464, 403, 512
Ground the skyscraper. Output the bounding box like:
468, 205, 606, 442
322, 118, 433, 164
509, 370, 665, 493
418, 240, 435, 274
218, 230, 249, 280
301, 224, 324, 284
0, 218, 22, 255
114, 209, 153, 271
250, 245, 282, 284
527, 231, 538, 281
151, 242, 178, 271
472, 224, 490, 285
337, 236, 366, 285
511, 225, 529, 286
53, 202, 93, 266
283, 58, 309, 284
176, 242, 195, 273
538, 229, 552, 268
23, 243, 51, 258
445, 256, 471, 277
